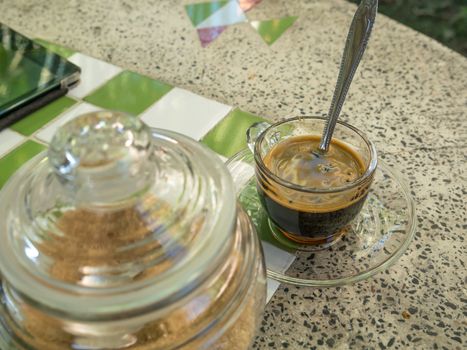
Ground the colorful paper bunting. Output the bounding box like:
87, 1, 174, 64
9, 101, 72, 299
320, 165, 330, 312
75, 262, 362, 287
185, 1, 295, 47
239, 0, 262, 12
250, 16, 298, 45
197, 26, 228, 47
185, 0, 230, 27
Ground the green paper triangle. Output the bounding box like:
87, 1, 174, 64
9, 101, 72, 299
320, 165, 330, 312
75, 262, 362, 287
251, 16, 298, 45
185, 0, 230, 27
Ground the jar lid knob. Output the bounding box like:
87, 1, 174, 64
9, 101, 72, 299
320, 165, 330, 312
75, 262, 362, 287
48, 111, 155, 206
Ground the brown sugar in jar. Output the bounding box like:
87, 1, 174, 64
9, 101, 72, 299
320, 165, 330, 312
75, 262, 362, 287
0, 111, 266, 349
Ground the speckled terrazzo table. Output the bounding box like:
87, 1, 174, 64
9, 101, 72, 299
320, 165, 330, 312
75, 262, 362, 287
1, 0, 466, 349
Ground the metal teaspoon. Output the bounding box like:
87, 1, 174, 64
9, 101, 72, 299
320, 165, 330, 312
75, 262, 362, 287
319, 0, 378, 152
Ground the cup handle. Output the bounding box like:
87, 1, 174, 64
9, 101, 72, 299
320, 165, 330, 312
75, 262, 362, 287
246, 121, 271, 154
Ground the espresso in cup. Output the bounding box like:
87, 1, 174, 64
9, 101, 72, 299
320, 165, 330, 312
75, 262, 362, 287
256, 132, 374, 244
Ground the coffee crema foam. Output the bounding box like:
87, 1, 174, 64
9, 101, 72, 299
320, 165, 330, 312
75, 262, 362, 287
263, 135, 365, 189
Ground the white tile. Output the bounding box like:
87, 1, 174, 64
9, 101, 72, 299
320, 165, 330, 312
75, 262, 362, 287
262, 242, 296, 303
196, 0, 247, 29
140, 88, 232, 140
35, 103, 101, 143
0, 129, 25, 158
262, 241, 296, 274
67, 53, 122, 99
266, 278, 281, 303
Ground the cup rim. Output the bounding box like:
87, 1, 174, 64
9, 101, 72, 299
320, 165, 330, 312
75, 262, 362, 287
254, 116, 378, 194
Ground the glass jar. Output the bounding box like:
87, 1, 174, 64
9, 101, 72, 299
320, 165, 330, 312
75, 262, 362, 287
0, 111, 266, 349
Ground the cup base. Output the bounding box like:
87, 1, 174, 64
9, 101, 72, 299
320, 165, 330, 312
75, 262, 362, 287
268, 219, 347, 252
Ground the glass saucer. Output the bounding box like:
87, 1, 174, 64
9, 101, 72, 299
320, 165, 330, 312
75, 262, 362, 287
226, 148, 416, 287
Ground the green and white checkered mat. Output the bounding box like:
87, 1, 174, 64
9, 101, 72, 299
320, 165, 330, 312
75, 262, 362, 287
0, 40, 294, 302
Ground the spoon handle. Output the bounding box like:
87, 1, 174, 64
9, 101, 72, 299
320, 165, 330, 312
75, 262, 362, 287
319, 0, 378, 151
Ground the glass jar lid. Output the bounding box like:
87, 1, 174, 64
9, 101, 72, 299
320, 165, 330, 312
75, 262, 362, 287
0, 111, 236, 318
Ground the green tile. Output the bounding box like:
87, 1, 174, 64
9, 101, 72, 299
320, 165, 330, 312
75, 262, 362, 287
201, 108, 266, 158
251, 16, 298, 45
185, 0, 229, 26
34, 39, 75, 58
0, 141, 46, 189
10, 97, 77, 136
83, 71, 173, 116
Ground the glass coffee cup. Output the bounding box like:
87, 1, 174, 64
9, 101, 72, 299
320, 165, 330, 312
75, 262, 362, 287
248, 116, 378, 245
